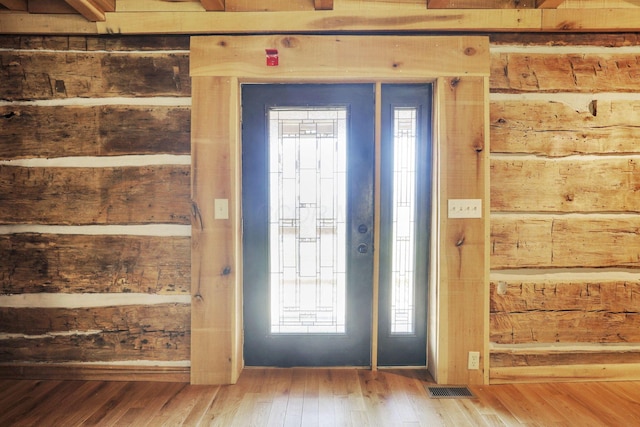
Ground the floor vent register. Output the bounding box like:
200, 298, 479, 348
426, 386, 476, 399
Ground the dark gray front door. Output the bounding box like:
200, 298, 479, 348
242, 84, 375, 366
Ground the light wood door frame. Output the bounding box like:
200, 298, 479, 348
190, 35, 490, 385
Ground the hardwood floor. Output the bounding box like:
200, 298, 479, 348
2, 368, 640, 426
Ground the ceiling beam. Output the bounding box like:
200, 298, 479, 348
0, 0, 27, 11
3, 8, 640, 34
536, 0, 564, 7
64, 0, 114, 21
427, 0, 537, 8
200, 0, 225, 11
314, 0, 333, 10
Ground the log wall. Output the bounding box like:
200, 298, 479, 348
2, 32, 640, 384
0, 35, 192, 382
490, 33, 640, 383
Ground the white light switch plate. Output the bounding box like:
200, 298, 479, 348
448, 199, 482, 219
215, 199, 229, 219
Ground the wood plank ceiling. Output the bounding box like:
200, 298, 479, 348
0, 0, 572, 22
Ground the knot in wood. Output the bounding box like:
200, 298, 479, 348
464, 47, 476, 56
559, 21, 575, 31
281, 37, 299, 48
456, 236, 465, 247
449, 77, 460, 88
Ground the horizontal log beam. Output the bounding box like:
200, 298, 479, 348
490, 280, 640, 344
0, 51, 190, 101
0, 330, 190, 362
491, 311, 640, 344
491, 157, 640, 213
491, 216, 640, 269
0, 105, 190, 159
491, 52, 640, 93
0, 35, 190, 51
0, 234, 190, 295
0, 165, 191, 225
0, 304, 190, 335
0, 10, 538, 34
491, 98, 640, 157
0, 9, 639, 34
0, 304, 190, 362
491, 346, 640, 367
491, 280, 640, 314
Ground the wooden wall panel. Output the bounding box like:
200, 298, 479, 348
491, 53, 640, 93
0, 105, 190, 159
491, 157, 640, 212
489, 36, 640, 382
491, 216, 640, 269
0, 35, 191, 382
437, 76, 488, 385
0, 51, 190, 100
190, 75, 241, 385
491, 99, 640, 156
0, 165, 191, 225
0, 234, 190, 295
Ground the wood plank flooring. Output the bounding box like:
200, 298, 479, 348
2, 368, 640, 426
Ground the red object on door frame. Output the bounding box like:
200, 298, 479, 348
265, 49, 279, 66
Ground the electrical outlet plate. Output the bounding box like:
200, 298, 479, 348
448, 199, 482, 219
468, 351, 480, 370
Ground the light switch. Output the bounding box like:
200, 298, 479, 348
448, 199, 482, 219
215, 199, 229, 219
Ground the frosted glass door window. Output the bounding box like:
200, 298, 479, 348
268, 108, 347, 334
390, 108, 417, 335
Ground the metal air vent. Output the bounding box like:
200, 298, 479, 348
426, 386, 475, 399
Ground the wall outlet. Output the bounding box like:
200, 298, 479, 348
468, 351, 480, 370
448, 199, 482, 219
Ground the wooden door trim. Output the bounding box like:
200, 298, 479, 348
190, 35, 490, 385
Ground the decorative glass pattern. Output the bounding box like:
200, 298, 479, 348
268, 108, 347, 334
391, 108, 417, 334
